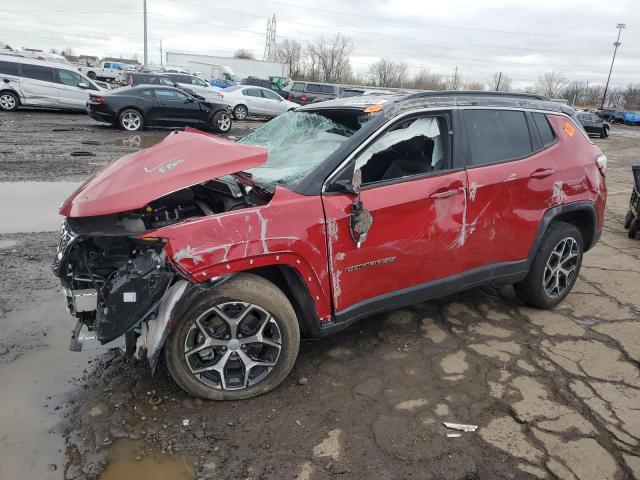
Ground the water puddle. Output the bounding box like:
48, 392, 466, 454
99, 439, 195, 480
0, 181, 79, 234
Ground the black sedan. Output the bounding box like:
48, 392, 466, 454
87, 86, 232, 133
576, 111, 609, 138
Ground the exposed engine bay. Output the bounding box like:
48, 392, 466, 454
53, 174, 271, 354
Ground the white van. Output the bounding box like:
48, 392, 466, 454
0, 54, 104, 111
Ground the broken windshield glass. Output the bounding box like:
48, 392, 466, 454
239, 111, 356, 186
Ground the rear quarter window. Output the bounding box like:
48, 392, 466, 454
21, 64, 55, 82
0, 61, 19, 76
291, 82, 305, 92
464, 110, 533, 166
531, 112, 556, 148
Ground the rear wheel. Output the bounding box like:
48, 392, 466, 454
212, 110, 232, 133
515, 222, 583, 309
629, 219, 639, 239
118, 109, 143, 131
165, 274, 300, 400
233, 105, 248, 120
624, 210, 633, 229
87, 71, 97, 80
0, 92, 18, 111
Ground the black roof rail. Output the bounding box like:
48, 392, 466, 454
403, 90, 548, 102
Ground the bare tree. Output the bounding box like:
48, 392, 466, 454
624, 84, 640, 110
49, 48, 59, 54
444, 67, 462, 90
562, 81, 586, 106
62, 47, 75, 56
305, 34, 354, 83
583, 84, 605, 106
411, 68, 445, 90
465, 80, 485, 91
487, 72, 512, 92
368, 58, 408, 88
276, 39, 303, 79
535, 71, 566, 98
234, 49, 255, 60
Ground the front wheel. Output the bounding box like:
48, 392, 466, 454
0, 92, 19, 111
211, 110, 232, 133
164, 274, 300, 400
118, 109, 144, 131
515, 222, 583, 309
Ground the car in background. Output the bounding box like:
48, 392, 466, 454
86, 85, 232, 133
286, 81, 340, 105
159, 73, 221, 101
576, 111, 609, 138
339, 87, 397, 98
78, 61, 134, 81
116, 72, 206, 99
218, 85, 298, 120
0, 54, 103, 111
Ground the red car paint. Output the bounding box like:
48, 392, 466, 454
59, 130, 267, 217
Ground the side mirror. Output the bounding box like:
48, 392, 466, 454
332, 179, 359, 196
349, 200, 373, 248
78, 82, 90, 89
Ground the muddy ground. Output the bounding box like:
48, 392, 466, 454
1, 110, 639, 480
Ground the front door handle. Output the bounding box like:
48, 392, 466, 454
429, 187, 463, 200
530, 168, 554, 179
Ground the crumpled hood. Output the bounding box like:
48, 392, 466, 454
60, 129, 267, 217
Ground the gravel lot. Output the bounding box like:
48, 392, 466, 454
0, 110, 639, 480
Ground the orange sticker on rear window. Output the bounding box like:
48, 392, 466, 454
563, 121, 575, 137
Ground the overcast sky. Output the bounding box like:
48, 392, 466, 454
3, 0, 638, 89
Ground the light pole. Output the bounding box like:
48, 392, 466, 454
143, 0, 148, 68
600, 23, 625, 109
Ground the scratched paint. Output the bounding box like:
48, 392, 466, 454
550, 181, 566, 206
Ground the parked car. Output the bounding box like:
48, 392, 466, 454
0, 54, 103, 111
576, 111, 609, 138
217, 85, 298, 120
286, 81, 340, 105
624, 112, 640, 125
86, 85, 232, 132
54, 91, 606, 400
338, 87, 397, 98
159, 73, 221, 101
115, 72, 205, 99
77, 61, 134, 81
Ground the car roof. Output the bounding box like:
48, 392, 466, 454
0, 53, 79, 72
297, 90, 575, 115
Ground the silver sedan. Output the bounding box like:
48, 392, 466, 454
217, 85, 298, 120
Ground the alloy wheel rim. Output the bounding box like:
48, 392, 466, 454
122, 112, 141, 130
236, 107, 246, 119
0, 95, 16, 109
184, 302, 282, 390
543, 236, 579, 298
217, 113, 231, 131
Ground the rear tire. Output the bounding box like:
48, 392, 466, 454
87, 71, 97, 80
629, 219, 638, 239
624, 210, 633, 229
0, 91, 19, 111
165, 274, 300, 400
233, 105, 248, 120
515, 222, 583, 309
118, 109, 144, 131
211, 110, 232, 133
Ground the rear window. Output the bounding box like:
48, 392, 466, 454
464, 110, 533, 166
307, 84, 323, 93
21, 64, 55, 82
0, 61, 19, 76
531, 113, 556, 147
320, 85, 335, 94
291, 82, 305, 92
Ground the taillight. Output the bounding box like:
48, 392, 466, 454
301, 95, 308, 102
287, 93, 292, 100
90, 95, 105, 104
128, 75, 133, 86
596, 154, 607, 176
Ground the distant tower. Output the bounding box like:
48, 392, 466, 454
263, 14, 276, 61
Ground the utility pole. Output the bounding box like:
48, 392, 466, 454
496, 72, 502, 91
600, 23, 625, 109
159, 39, 163, 66
143, 0, 148, 68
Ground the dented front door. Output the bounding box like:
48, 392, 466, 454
322, 170, 468, 312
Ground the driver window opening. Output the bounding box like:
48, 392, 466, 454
355, 115, 450, 185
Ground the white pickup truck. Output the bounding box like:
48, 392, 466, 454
77, 61, 134, 81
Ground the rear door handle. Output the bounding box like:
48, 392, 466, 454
530, 168, 554, 179
429, 187, 463, 199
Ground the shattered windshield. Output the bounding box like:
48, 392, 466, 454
239, 111, 357, 187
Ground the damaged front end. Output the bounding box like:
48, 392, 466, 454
53, 129, 270, 368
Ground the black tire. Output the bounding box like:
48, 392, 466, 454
515, 221, 583, 309
600, 128, 606, 139
624, 210, 633, 229
87, 71, 97, 80
118, 109, 144, 131
165, 274, 300, 400
233, 104, 248, 120
211, 110, 232, 133
0, 91, 19, 111
629, 219, 639, 239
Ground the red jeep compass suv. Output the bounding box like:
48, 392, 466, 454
54, 92, 606, 400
